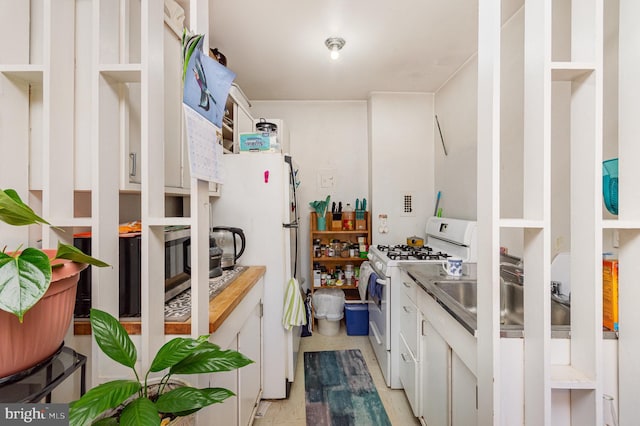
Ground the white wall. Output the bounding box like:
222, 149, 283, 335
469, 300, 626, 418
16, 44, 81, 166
434, 7, 576, 259
368, 92, 435, 246
249, 101, 369, 289
433, 56, 478, 222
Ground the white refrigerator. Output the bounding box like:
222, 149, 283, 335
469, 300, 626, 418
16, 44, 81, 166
210, 151, 302, 399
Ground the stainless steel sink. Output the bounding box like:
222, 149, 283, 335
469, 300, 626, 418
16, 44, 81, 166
432, 281, 478, 313
432, 279, 570, 326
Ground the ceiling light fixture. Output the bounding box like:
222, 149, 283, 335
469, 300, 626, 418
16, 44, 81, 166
325, 37, 346, 60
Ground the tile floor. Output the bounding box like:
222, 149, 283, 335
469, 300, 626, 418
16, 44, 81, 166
253, 320, 420, 426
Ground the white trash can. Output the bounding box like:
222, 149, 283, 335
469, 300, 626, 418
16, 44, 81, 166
312, 288, 345, 336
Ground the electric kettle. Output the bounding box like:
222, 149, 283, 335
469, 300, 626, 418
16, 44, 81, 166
211, 226, 246, 270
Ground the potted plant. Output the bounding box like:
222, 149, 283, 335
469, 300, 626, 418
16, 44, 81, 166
69, 308, 253, 426
0, 188, 108, 378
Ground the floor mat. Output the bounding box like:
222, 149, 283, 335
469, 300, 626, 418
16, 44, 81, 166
304, 349, 391, 426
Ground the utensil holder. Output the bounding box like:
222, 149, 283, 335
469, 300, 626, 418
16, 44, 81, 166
331, 213, 342, 231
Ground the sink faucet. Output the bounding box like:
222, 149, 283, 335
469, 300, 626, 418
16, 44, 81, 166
550, 281, 571, 306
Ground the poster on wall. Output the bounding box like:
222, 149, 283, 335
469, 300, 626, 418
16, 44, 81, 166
182, 34, 235, 182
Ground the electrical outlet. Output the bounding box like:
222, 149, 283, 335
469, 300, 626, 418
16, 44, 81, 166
378, 214, 388, 234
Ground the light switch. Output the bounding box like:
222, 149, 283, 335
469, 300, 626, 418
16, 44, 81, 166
318, 171, 335, 188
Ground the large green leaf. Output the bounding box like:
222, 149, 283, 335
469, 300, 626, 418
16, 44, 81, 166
170, 347, 253, 375
155, 387, 234, 414
0, 189, 49, 226
149, 335, 210, 372
181, 32, 204, 81
90, 308, 137, 369
68, 380, 141, 426
91, 418, 119, 426
120, 397, 160, 426
0, 248, 51, 322
55, 242, 110, 267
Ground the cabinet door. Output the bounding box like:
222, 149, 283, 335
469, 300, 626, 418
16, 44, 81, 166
204, 335, 239, 425
400, 274, 420, 360
399, 334, 419, 416
238, 302, 262, 426
422, 319, 450, 426
451, 351, 477, 426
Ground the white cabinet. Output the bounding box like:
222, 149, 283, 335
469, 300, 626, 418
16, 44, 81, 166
399, 334, 419, 417
207, 335, 239, 425
412, 269, 478, 426
398, 270, 420, 416
222, 88, 254, 154
202, 278, 263, 426
421, 319, 450, 426
238, 302, 262, 426
419, 306, 477, 426
451, 352, 477, 426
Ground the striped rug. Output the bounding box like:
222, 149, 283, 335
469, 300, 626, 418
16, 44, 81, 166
304, 349, 391, 426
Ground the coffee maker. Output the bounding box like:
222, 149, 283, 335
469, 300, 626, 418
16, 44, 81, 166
210, 227, 246, 270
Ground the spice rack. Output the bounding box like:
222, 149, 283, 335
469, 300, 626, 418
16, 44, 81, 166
309, 211, 371, 302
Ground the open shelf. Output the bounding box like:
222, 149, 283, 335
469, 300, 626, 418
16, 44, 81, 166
550, 365, 596, 390
99, 64, 142, 83
0, 65, 44, 83
550, 62, 595, 81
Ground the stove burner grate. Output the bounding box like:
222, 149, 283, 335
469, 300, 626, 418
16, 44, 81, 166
380, 244, 451, 261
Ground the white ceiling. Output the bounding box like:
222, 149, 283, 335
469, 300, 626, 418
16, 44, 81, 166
207, 0, 524, 101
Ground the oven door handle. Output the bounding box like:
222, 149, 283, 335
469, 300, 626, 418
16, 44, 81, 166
376, 277, 388, 285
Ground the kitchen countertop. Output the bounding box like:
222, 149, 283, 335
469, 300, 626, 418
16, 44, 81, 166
402, 263, 617, 340
73, 266, 266, 336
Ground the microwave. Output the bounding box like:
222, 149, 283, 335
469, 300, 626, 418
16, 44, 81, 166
74, 227, 200, 318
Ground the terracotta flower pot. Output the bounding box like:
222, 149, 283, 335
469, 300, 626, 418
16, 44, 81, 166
0, 253, 87, 380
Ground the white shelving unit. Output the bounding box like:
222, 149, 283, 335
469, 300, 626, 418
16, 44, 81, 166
478, 0, 608, 424
615, 1, 640, 424
0, 0, 213, 391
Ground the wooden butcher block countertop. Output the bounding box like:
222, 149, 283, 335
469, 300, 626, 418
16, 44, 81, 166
74, 266, 266, 336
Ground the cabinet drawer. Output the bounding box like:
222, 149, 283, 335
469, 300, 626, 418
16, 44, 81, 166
399, 290, 419, 358
399, 334, 419, 417
399, 270, 417, 302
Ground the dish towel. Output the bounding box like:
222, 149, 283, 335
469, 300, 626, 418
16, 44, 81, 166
359, 261, 373, 301
282, 277, 307, 330
368, 272, 383, 307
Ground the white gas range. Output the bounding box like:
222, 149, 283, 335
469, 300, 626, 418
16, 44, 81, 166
366, 216, 477, 388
